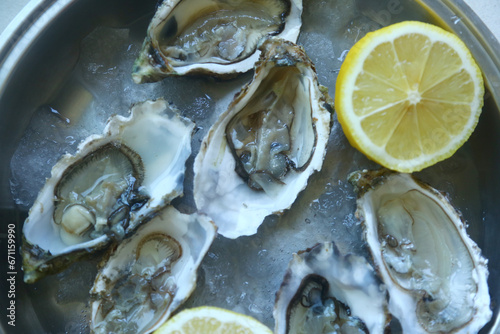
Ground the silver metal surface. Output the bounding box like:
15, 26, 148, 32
0, 0, 499, 332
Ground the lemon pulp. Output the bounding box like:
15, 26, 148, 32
335, 21, 484, 172
154, 306, 273, 334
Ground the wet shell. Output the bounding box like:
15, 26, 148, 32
193, 38, 332, 238
22, 100, 194, 283
274, 242, 389, 334
132, 0, 302, 83
350, 169, 491, 334
90, 206, 217, 334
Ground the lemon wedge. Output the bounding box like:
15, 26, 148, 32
154, 306, 273, 334
335, 21, 484, 172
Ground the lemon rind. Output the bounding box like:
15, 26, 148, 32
335, 21, 484, 172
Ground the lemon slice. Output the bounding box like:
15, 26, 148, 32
335, 21, 484, 172
154, 306, 273, 334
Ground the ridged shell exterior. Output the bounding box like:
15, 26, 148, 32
350, 169, 491, 334
90, 206, 217, 334
132, 0, 302, 83
274, 242, 390, 334
22, 100, 194, 283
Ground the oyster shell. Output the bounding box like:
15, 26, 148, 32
90, 206, 216, 334
274, 242, 389, 334
350, 169, 491, 334
132, 0, 302, 83
193, 38, 332, 238
22, 100, 194, 283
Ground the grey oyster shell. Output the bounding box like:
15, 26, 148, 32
350, 169, 491, 334
132, 0, 302, 83
274, 242, 390, 334
193, 38, 332, 238
22, 100, 194, 283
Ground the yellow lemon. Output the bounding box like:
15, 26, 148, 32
335, 21, 484, 172
154, 306, 273, 334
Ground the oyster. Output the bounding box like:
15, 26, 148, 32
274, 242, 389, 334
350, 169, 491, 333
90, 206, 216, 334
132, 0, 302, 83
22, 100, 195, 283
193, 38, 332, 238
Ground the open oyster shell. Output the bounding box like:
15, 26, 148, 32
90, 206, 216, 334
22, 100, 194, 283
132, 0, 302, 83
274, 242, 389, 334
350, 169, 491, 334
193, 38, 332, 239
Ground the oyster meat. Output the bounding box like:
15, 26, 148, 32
193, 38, 332, 238
274, 242, 389, 334
350, 169, 491, 334
22, 100, 194, 283
90, 206, 217, 334
132, 0, 302, 83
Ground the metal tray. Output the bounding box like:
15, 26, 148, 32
1, 0, 499, 332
